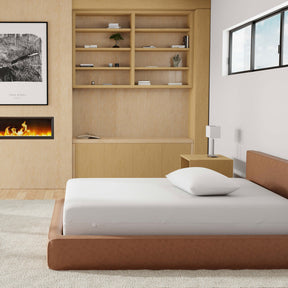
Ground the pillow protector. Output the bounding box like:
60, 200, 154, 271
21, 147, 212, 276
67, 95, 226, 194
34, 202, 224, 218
166, 167, 240, 196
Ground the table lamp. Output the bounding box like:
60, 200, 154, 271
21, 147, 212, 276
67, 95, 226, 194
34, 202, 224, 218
206, 125, 221, 158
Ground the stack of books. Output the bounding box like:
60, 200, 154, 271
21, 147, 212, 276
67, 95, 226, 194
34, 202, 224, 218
183, 36, 189, 48
79, 64, 94, 67
171, 45, 185, 48
138, 80, 151, 85
168, 82, 183, 85
84, 45, 97, 48
108, 23, 120, 29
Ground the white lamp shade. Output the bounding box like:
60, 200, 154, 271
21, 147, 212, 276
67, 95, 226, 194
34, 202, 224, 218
206, 125, 221, 139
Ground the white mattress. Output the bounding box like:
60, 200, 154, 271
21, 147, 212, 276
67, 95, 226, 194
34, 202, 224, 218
63, 178, 288, 235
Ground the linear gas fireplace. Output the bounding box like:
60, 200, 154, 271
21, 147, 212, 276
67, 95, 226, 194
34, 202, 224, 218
0, 117, 54, 139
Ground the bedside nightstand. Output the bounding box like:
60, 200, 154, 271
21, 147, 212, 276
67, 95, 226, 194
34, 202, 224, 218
180, 154, 233, 177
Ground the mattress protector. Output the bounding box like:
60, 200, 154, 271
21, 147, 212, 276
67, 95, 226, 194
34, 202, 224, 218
63, 178, 288, 235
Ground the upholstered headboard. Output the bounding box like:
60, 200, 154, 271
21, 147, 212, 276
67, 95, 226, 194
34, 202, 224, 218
246, 150, 288, 199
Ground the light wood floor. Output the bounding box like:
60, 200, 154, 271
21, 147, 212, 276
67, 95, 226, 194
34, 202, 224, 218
0, 190, 65, 200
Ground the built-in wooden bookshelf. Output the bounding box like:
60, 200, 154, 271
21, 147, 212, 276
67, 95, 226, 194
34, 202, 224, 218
72, 8, 210, 177
73, 11, 191, 88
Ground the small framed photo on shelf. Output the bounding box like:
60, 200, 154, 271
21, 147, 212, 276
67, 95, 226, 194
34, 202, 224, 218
0, 22, 48, 105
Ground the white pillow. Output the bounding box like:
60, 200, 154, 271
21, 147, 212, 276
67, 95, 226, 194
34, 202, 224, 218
166, 167, 240, 196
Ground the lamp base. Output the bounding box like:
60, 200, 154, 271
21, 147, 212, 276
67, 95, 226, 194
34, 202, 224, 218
208, 154, 218, 158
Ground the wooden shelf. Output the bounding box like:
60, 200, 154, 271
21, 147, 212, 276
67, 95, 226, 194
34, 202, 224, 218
73, 85, 132, 89
75, 28, 131, 33
133, 85, 191, 89
76, 48, 131, 52
135, 48, 189, 52
73, 85, 191, 89
73, 137, 194, 144
75, 67, 131, 70
135, 67, 189, 70
75, 11, 131, 16
135, 28, 189, 33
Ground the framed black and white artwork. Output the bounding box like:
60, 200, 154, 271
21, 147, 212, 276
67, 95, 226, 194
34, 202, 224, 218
0, 22, 48, 105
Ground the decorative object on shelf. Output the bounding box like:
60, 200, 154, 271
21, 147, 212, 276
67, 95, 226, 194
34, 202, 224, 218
142, 45, 156, 48
171, 45, 185, 48
84, 45, 97, 48
138, 80, 151, 86
77, 134, 101, 139
109, 33, 124, 48
115, 63, 120, 67
91, 81, 95, 85
183, 35, 189, 48
168, 82, 183, 85
172, 54, 181, 67
108, 23, 120, 29
206, 125, 221, 158
0, 22, 48, 105
79, 64, 94, 67
108, 63, 113, 67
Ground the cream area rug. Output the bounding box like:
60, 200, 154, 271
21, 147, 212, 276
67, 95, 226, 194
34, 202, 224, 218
0, 200, 288, 288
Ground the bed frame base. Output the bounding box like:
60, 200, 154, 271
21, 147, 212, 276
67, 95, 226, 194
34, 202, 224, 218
48, 199, 288, 270
48, 151, 288, 270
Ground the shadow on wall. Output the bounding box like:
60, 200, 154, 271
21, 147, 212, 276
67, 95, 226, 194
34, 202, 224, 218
233, 158, 246, 178
234, 128, 246, 177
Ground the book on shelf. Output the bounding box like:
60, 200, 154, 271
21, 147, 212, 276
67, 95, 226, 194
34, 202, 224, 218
183, 36, 189, 48
108, 23, 120, 29
84, 45, 97, 48
138, 80, 151, 85
168, 82, 183, 85
171, 45, 185, 48
79, 64, 94, 67
77, 134, 101, 139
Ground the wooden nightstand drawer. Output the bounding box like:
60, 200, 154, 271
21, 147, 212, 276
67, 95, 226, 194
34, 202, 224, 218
180, 154, 233, 177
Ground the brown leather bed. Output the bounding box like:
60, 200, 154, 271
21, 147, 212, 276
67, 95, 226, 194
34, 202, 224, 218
47, 150, 288, 270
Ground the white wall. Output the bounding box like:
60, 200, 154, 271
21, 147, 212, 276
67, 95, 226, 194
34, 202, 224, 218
210, 0, 288, 176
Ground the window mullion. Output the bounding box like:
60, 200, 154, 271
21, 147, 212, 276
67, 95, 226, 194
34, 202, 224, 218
228, 31, 232, 74
250, 22, 255, 71
280, 11, 284, 66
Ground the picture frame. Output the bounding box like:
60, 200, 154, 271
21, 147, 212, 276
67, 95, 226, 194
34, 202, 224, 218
0, 22, 48, 105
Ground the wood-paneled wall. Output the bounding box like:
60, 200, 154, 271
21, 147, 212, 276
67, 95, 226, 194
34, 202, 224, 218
0, 0, 72, 189
74, 142, 192, 178
0, 0, 209, 190
73, 0, 210, 10
73, 89, 189, 138
190, 9, 210, 153
72, 0, 211, 154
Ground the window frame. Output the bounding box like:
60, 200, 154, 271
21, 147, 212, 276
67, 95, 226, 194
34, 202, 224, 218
228, 7, 288, 75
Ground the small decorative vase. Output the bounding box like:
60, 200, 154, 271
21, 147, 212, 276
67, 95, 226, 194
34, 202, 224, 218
113, 40, 120, 48
172, 54, 181, 67
172, 59, 180, 67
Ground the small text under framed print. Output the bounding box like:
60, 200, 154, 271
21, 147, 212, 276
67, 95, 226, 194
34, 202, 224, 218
0, 22, 48, 105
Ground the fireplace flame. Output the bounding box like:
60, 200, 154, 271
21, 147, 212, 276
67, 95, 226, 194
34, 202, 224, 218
0, 121, 51, 137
